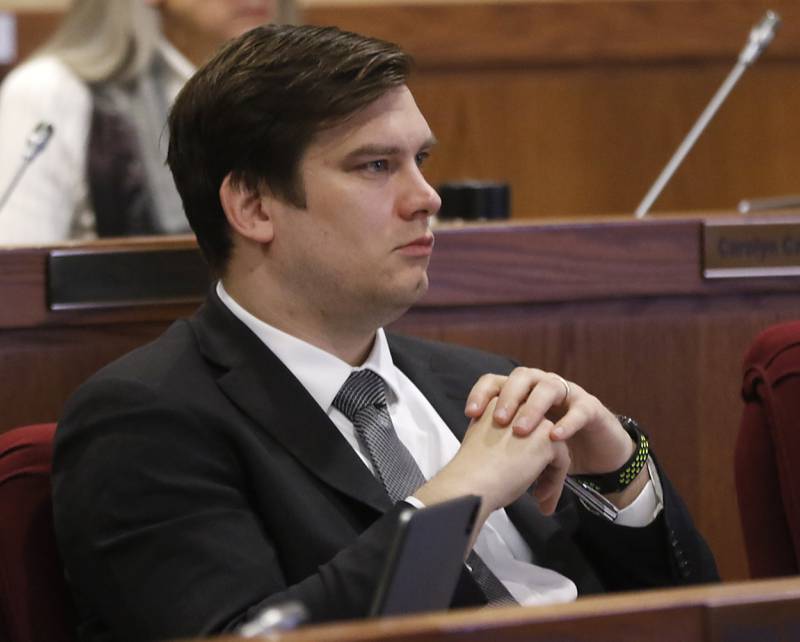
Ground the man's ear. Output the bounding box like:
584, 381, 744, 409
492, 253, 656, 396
219, 174, 275, 244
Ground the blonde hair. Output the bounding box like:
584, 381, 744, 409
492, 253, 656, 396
37, 0, 298, 84
38, 0, 159, 84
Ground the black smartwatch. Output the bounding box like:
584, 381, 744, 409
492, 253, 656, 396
572, 416, 649, 494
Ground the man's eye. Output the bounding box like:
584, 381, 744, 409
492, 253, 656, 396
415, 151, 430, 167
364, 159, 389, 172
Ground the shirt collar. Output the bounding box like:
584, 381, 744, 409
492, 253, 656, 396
216, 281, 401, 412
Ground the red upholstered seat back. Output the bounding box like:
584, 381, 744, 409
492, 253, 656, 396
736, 321, 800, 578
0, 423, 75, 642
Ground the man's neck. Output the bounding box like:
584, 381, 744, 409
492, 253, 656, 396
220, 278, 380, 367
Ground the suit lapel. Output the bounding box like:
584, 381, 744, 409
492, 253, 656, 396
190, 291, 392, 514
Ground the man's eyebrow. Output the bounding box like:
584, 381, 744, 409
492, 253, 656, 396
344, 145, 402, 161
343, 137, 438, 162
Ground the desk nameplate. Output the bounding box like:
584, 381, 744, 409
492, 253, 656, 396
48, 247, 210, 310
703, 222, 800, 279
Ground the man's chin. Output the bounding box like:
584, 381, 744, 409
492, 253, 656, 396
375, 275, 430, 324
408, 273, 429, 303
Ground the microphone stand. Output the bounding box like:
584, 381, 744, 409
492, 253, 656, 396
634, 11, 781, 219
0, 121, 54, 214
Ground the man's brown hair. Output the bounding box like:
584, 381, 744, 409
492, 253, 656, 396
167, 24, 412, 273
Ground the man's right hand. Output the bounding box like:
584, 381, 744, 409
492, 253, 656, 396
414, 398, 570, 531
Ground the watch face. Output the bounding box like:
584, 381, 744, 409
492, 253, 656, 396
618, 415, 646, 439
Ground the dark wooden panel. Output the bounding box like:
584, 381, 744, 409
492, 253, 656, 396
0, 246, 47, 326
306, 0, 800, 68
0, 235, 202, 329
426, 216, 800, 304
4, 217, 800, 329
0, 322, 171, 431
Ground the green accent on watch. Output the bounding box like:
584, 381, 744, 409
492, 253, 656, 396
573, 416, 649, 495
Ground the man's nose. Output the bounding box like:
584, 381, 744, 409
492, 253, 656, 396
399, 166, 441, 220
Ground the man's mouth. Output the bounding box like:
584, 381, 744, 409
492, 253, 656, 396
396, 233, 435, 256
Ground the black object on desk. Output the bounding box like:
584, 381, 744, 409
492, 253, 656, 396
437, 181, 510, 221
371, 495, 481, 617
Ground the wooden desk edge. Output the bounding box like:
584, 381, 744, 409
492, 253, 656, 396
199, 577, 800, 642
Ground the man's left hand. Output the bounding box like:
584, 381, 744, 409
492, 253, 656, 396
465, 367, 634, 477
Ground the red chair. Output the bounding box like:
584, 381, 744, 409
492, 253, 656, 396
736, 321, 800, 578
0, 423, 75, 642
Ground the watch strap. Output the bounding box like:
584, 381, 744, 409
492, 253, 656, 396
572, 416, 649, 495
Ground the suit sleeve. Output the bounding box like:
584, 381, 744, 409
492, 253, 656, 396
571, 455, 720, 592
53, 378, 403, 642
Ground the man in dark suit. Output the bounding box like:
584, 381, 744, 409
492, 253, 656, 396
52, 24, 718, 642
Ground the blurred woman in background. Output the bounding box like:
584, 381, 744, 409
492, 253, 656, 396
0, 0, 293, 243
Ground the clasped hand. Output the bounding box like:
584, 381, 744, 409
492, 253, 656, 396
463, 367, 635, 513
416, 367, 639, 528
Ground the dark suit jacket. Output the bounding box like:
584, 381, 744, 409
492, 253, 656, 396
53, 290, 718, 642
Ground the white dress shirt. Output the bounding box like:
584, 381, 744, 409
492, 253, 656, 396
216, 282, 662, 605
0, 39, 193, 245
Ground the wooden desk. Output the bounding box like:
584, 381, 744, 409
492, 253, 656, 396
211, 577, 800, 642
3, 215, 800, 580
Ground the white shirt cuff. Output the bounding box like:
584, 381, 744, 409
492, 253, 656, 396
405, 495, 426, 509
613, 457, 664, 527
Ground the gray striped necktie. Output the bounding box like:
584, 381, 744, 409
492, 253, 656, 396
332, 369, 517, 606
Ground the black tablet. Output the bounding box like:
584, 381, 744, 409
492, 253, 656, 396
370, 494, 481, 617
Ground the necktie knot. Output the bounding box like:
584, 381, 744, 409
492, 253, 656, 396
332, 369, 388, 421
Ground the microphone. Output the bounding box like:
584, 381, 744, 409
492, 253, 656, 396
634, 11, 781, 219
0, 121, 55, 214
738, 194, 800, 214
